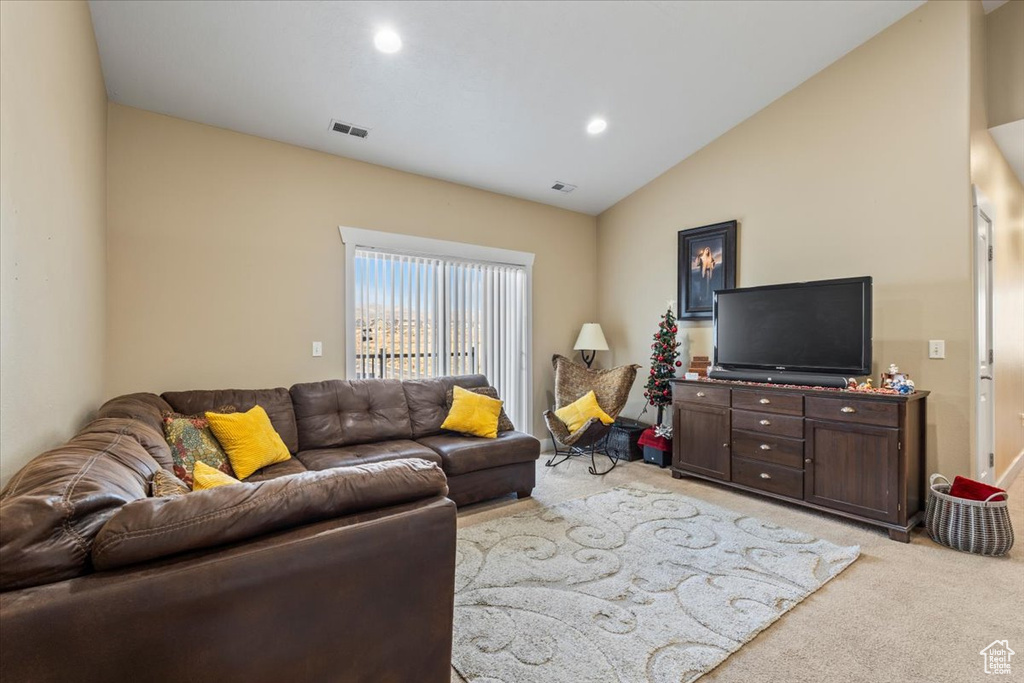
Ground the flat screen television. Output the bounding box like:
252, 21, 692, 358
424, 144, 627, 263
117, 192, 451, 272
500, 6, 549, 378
713, 276, 872, 376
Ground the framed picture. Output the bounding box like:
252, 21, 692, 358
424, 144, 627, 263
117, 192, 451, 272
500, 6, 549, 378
677, 220, 737, 320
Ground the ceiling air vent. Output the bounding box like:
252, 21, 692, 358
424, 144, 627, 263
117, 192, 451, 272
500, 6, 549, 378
330, 119, 370, 139
551, 181, 577, 194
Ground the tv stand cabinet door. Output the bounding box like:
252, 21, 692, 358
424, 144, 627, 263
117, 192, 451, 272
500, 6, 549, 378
804, 419, 900, 523
673, 403, 731, 480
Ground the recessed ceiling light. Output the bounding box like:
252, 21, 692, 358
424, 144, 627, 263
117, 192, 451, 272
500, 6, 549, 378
586, 118, 607, 135
374, 29, 402, 54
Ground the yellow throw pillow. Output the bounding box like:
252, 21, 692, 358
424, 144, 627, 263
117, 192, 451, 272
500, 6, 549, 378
440, 385, 503, 439
205, 405, 291, 479
555, 391, 615, 433
192, 461, 241, 490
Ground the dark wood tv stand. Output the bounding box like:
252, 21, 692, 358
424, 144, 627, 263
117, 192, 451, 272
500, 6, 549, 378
669, 378, 928, 542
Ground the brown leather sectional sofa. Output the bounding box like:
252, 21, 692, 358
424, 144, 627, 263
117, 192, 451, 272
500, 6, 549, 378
0, 374, 539, 682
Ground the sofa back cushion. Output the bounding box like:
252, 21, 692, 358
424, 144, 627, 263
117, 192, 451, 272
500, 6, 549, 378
79, 416, 175, 473
161, 388, 299, 454
290, 379, 412, 450
402, 375, 489, 438
96, 393, 174, 468
91, 458, 447, 570
0, 427, 160, 591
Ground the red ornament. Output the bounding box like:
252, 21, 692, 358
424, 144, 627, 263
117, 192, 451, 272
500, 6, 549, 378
657, 356, 664, 362
650, 368, 656, 375
675, 361, 683, 367
671, 326, 678, 333
663, 389, 669, 395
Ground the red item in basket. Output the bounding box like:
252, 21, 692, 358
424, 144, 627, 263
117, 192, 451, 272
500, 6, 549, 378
637, 428, 671, 452
948, 475, 1007, 502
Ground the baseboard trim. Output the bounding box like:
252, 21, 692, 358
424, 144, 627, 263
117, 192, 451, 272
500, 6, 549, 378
996, 449, 1024, 490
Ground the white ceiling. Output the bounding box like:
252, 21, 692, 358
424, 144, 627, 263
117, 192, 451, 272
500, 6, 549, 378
89, 0, 923, 215
982, 1, 1010, 13
989, 120, 1024, 186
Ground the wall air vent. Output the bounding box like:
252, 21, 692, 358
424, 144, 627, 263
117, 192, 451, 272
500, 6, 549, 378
551, 181, 577, 194
330, 119, 370, 139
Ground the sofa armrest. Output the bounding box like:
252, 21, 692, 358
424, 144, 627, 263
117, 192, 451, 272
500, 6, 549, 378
1, 496, 456, 683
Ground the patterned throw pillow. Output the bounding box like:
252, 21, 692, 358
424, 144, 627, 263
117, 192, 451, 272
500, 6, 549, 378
161, 406, 237, 488
445, 386, 515, 432
150, 469, 190, 497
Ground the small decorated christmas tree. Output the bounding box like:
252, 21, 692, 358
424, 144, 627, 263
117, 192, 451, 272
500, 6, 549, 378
643, 307, 682, 428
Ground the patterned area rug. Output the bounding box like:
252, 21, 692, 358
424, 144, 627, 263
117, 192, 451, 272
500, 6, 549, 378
453, 485, 859, 683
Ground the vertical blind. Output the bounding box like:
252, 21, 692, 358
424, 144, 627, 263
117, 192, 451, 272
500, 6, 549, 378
352, 247, 529, 430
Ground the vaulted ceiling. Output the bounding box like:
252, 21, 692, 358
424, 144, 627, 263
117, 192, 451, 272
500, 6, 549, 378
89, 1, 924, 215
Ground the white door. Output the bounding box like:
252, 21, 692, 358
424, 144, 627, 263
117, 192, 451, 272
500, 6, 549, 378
973, 187, 996, 483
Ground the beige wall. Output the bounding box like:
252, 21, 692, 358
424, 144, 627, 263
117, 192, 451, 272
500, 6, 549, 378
597, 1, 974, 477
105, 104, 598, 437
0, 1, 107, 486
986, 0, 1024, 127
971, 0, 1024, 479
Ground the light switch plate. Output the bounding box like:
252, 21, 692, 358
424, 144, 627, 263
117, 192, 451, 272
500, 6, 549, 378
312, 341, 323, 357
928, 340, 945, 359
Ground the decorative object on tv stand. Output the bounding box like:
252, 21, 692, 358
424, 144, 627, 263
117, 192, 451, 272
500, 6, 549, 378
880, 363, 916, 394
573, 323, 609, 369
643, 307, 681, 427
677, 220, 737, 320
689, 355, 711, 378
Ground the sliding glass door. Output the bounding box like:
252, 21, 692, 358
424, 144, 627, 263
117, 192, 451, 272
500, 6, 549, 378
351, 246, 529, 429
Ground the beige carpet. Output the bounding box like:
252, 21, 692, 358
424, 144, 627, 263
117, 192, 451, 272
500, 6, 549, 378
454, 457, 1024, 683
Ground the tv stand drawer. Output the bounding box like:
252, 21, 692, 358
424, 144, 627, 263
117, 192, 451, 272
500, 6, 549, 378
732, 409, 804, 438
732, 389, 803, 416
805, 396, 898, 427
731, 431, 804, 468
673, 383, 730, 407
731, 456, 804, 499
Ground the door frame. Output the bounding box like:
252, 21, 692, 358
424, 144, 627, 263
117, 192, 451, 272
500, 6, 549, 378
971, 186, 996, 483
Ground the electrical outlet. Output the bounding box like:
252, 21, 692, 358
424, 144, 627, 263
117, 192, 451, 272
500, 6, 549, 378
928, 340, 945, 359
312, 341, 323, 357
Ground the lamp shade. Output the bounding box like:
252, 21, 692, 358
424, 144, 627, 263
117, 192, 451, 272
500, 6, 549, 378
574, 323, 609, 351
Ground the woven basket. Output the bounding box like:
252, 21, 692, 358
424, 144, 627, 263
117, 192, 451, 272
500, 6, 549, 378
604, 419, 647, 462
925, 474, 1014, 556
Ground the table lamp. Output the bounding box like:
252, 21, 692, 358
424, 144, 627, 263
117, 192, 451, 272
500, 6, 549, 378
574, 323, 609, 368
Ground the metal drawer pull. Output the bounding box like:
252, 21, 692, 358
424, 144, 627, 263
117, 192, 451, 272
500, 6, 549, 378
759, 398, 771, 404
759, 443, 771, 450
840, 406, 856, 414
805, 458, 813, 464
696, 391, 706, 398
759, 473, 772, 480
759, 419, 771, 426
722, 443, 729, 448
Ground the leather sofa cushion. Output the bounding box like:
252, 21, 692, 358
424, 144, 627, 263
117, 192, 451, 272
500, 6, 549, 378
79, 416, 175, 472
96, 393, 174, 468
402, 375, 489, 438
0, 429, 160, 591
290, 379, 413, 449
91, 458, 447, 570
417, 431, 541, 476
297, 440, 442, 471
245, 458, 309, 483
162, 388, 299, 454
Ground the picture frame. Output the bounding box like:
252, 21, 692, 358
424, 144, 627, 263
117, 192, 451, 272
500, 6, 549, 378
677, 220, 737, 320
